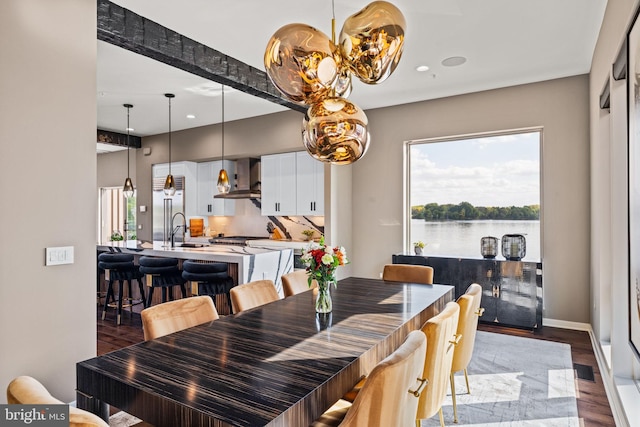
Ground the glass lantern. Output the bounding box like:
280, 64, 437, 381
480, 236, 498, 259
501, 234, 526, 261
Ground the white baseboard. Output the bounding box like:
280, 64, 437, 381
542, 318, 591, 331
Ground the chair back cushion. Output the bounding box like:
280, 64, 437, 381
382, 264, 434, 284
451, 283, 483, 373
282, 270, 317, 297
141, 295, 219, 340
340, 330, 427, 427
7, 376, 109, 427
230, 280, 280, 312
417, 301, 460, 420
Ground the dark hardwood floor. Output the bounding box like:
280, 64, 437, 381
96, 305, 616, 426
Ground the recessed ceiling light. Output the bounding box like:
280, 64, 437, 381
186, 114, 196, 119
441, 56, 467, 67
126, 127, 134, 132
415, 65, 430, 72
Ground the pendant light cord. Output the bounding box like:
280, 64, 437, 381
221, 85, 225, 163
126, 105, 131, 175
168, 96, 172, 175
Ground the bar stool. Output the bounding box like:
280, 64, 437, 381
98, 252, 147, 325
139, 256, 187, 307
182, 260, 235, 315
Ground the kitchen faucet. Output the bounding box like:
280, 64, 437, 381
170, 212, 187, 248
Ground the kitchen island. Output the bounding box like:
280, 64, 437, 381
97, 241, 294, 296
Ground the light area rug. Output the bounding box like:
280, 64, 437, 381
109, 410, 143, 427
422, 330, 579, 426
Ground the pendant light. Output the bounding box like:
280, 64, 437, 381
216, 86, 231, 194
163, 93, 176, 196
122, 103, 135, 198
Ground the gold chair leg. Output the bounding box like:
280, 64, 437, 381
450, 372, 458, 423
464, 368, 470, 394
439, 407, 445, 427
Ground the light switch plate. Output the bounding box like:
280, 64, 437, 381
45, 246, 74, 266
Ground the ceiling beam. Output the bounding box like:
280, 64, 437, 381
97, 0, 306, 113
98, 129, 142, 148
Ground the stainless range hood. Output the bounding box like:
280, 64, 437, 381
215, 157, 261, 199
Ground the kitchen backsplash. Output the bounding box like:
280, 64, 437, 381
194, 199, 324, 241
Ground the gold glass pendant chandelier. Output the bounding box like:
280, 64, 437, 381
122, 103, 134, 198
264, 0, 405, 165
163, 93, 176, 196
216, 86, 231, 194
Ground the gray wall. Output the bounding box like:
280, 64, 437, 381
352, 75, 591, 324
1, 0, 97, 403
101, 75, 591, 324
97, 149, 137, 188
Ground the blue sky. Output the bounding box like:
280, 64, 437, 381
410, 131, 540, 207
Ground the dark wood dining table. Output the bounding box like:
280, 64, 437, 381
77, 277, 454, 427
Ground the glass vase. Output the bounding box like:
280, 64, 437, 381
315, 282, 333, 313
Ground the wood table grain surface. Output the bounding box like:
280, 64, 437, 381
77, 277, 454, 427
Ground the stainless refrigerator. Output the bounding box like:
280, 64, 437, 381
152, 176, 185, 242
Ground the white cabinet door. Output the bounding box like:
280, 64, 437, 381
197, 161, 235, 216
295, 151, 324, 215
261, 153, 296, 215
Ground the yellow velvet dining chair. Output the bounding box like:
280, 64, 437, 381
382, 264, 434, 284
6, 376, 109, 427
416, 301, 461, 427
450, 283, 484, 423
281, 269, 318, 297
311, 330, 428, 427
140, 295, 219, 341
229, 279, 280, 313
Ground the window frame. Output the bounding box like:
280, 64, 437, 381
404, 127, 544, 258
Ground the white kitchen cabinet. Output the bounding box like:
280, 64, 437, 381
295, 151, 324, 216
197, 160, 235, 216
152, 161, 196, 180
261, 152, 297, 216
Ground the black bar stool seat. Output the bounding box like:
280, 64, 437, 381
98, 253, 146, 325
182, 260, 234, 314
139, 256, 187, 307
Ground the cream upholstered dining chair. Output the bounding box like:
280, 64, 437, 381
140, 295, 219, 341
311, 330, 428, 427
7, 376, 109, 427
450, 283, 484, 423
382, 264, 434, 284
281, 269, 318, 297
416, 301, 461, 427
229, 279, 280, 313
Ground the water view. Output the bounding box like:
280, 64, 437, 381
411, 219, 541, 261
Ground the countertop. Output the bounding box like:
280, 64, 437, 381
98, 241, 290, 262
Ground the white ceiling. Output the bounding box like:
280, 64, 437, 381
97, 0, 607, 139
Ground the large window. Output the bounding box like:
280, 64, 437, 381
407, 129, 542, 261
98, 187, 136, 243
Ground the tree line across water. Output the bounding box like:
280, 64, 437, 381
412, 202, 540, 221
